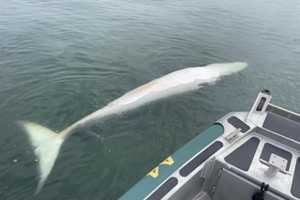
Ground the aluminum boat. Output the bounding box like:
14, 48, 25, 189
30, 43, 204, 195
119, 90, 300, 200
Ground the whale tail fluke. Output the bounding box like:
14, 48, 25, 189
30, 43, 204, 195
19, 121, 64, 194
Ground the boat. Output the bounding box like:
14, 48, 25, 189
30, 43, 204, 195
119, 89, 300, 200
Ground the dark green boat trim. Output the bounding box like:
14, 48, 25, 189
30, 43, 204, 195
118, 123, 224, 200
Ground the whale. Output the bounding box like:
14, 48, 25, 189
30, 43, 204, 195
19, 62, 247, 193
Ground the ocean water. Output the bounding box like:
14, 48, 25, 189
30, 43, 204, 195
0, 0, 300, 199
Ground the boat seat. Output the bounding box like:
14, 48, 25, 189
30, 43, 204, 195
212, 168, 286, 200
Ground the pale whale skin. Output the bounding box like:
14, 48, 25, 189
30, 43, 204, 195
19, 62, 247, 193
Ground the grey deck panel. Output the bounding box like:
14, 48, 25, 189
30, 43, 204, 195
179, 141, 223, 177
292, 157, 300, 198
263, 112, 300, 142
227, 116, 250, 133
225, 137, 260, 171
260, 143, 292, 171
146, 177, 178, 200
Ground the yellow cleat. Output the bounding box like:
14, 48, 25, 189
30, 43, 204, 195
161, 156, 174, 166
147, 167, 159, 178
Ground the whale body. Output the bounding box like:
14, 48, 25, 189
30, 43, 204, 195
20, 62, 247, 193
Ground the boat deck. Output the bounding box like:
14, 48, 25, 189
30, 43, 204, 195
119, 90, 300, 200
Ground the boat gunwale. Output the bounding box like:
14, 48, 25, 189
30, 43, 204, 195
118, 123, 225, 200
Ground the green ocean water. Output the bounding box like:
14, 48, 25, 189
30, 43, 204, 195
0, 0, 300, 199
